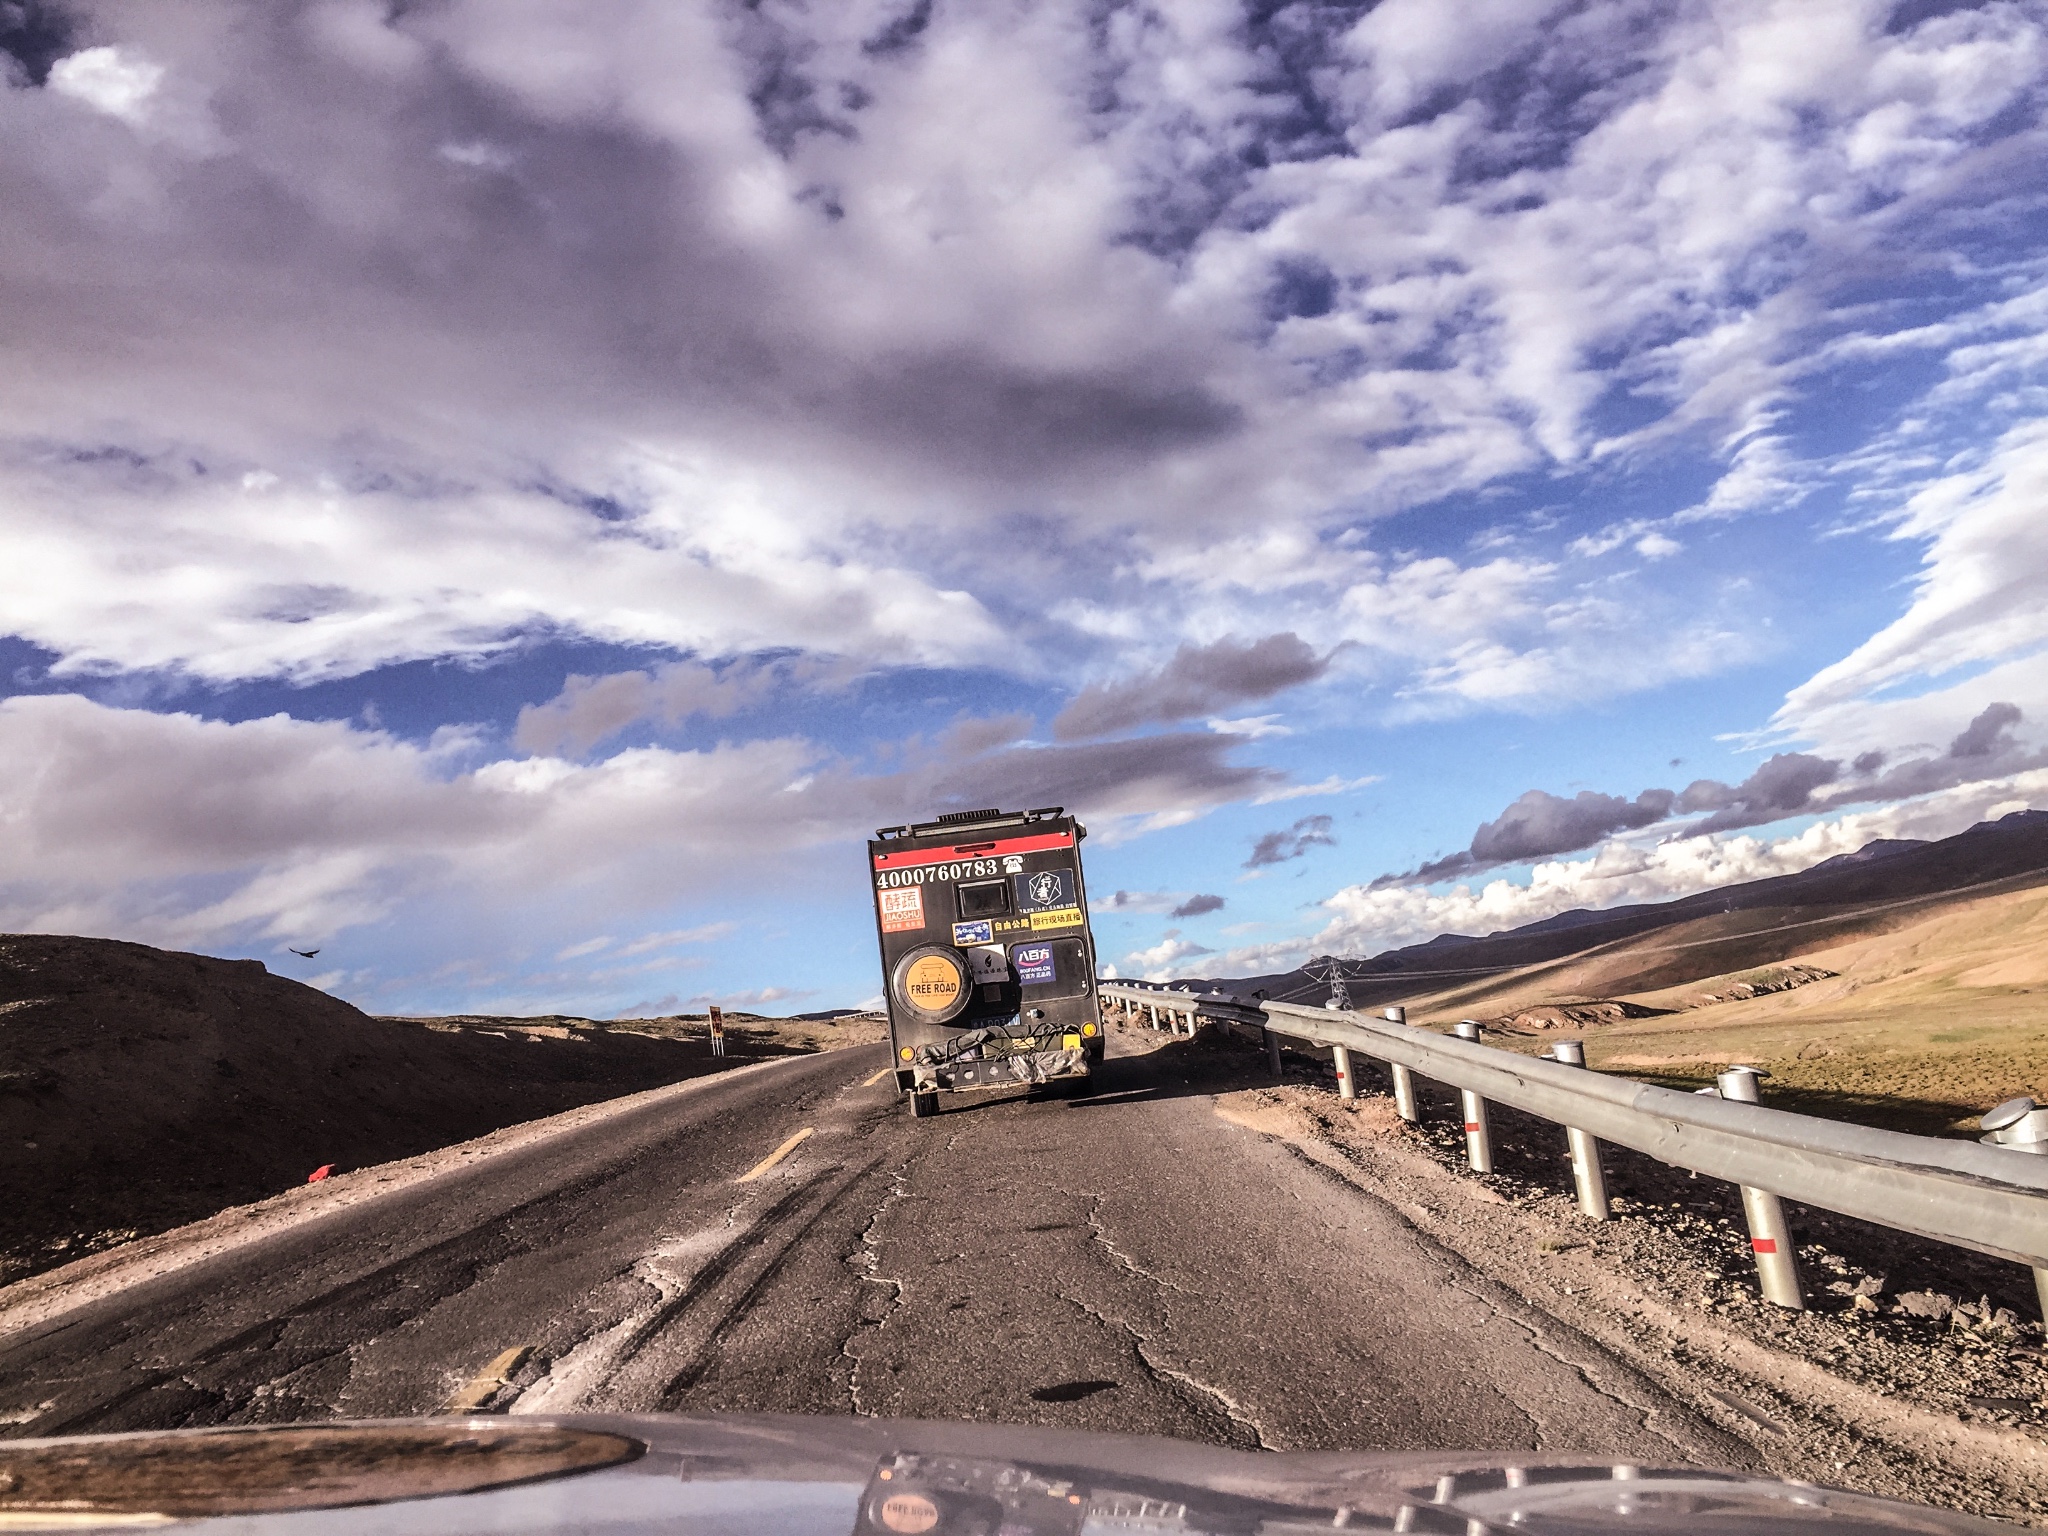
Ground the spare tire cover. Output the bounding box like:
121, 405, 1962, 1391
891, 944, 972, 1024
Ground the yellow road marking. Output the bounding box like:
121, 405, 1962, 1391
737, 1126, 814, 1183
441, 1344, 532, 1413
862, 1066, 893, 1087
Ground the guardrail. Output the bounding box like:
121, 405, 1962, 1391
1096, 979, 2048, 1318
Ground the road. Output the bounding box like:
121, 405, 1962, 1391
0, 1029, 1755, 1465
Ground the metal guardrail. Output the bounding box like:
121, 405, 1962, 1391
1096, 979, 2048, 1313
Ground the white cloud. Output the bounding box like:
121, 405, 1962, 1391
1253, 774, 1380, 805
7, 0, 2048, 1014
0, 0, 2038, 717
1634, 532, 1683, 560
46, 43, 223, 155
48, 47, 164, 123
612, 923, 737, 958
437, 139, 515, 171
1207, 714, 1291, 739
1778, 419, 2048, 748
0, 458, 1004, 684
0, 694, 1273, 967
1123, 932, 1215, 981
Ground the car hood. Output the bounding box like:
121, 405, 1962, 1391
0, 1412, 2003, 1536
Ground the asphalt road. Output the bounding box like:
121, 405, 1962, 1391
0, 1030, 1755, 1464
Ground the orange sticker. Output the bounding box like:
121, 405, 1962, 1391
879, 1493, 940, 1534
903, 954, 962, 1012
878, 886, 925, 933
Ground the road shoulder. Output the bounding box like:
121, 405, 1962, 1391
0, 1052, 832, 1341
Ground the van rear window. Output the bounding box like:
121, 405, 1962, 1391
957, 880, 1011, 919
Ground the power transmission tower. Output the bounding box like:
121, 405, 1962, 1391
1305, 956, 1351, 1011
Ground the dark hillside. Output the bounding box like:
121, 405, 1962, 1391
0, 936, 806, 1284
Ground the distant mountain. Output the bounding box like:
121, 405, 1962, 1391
1800, 837, 1928, 876
1187, 810, 2048, 1010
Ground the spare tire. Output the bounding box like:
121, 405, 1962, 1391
890, 944, 973, 1025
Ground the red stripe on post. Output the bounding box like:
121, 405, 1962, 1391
1751, 1238, 1778, 1254
1463, 1122, 1480, 1132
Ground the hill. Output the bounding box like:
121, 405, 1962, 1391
1197, 810, 2048, 1134
0, 936, 866, 1285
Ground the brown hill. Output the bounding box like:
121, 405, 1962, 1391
0, 936, 832, 1285
1552, 881, 2048, 1134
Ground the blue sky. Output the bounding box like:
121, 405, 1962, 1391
4, 0, 2048, 1015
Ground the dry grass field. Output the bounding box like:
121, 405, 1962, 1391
1401, 881, 2048, 1136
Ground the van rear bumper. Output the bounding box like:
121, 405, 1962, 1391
899, 1045, 1087, 1093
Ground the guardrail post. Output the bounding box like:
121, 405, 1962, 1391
1266, 1027, 1284, 1077
1717, 1066, 1805, 1310
1542, 1040, 1610, 1220
1333, 1044, 1355, 1101
1383, 1006, 1419, 1122
1453, 1021, 1494, 1173
1980, 1096, 2048, 1322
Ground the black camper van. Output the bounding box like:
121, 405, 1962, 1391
869, 807, 1103, 1116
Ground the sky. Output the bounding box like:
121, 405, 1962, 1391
3, 0, 2048, 1016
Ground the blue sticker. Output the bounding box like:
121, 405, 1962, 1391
1013, 942, 1056, 984
1014, 868, 1073, 912
952, 919, 994, 946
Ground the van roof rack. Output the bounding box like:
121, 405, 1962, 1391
875, 806, 1071, 840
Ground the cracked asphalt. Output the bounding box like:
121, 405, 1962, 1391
0, 1030, 1755, 1467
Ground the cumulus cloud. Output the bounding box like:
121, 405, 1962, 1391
1780, 423, 2048, 738
513, 658, 806, 757
1407, 788, 1676, 883
1164, 771, 2048, 983
1402, 703, 2044, 886
1950, 701, 2023, 760
47, 45, 162, 122
1679, 753, 1842, 836
1123, 931, 1214, 980
0, 694, 1276, 964
1172, 893, 1226, 919
1053, 634, 1328, 741
1245, 813, 1336, 869
9, 0, 2048, 1009
0, 0, 2037, 722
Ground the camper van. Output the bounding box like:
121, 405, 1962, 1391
868, 807, 1103, 1116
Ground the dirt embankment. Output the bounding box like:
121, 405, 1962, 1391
0, 935, 874, 1285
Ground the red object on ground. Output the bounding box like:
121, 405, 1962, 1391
307, 1164, 333, 1183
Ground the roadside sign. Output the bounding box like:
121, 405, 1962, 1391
709, 1004, 725, 1057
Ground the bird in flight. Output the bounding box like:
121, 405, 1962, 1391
289, 947, 320, 958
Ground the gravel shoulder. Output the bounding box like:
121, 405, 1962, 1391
1212, 1034, 2048, 1523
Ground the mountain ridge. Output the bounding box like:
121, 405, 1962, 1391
1186, 808, 2048, 1010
